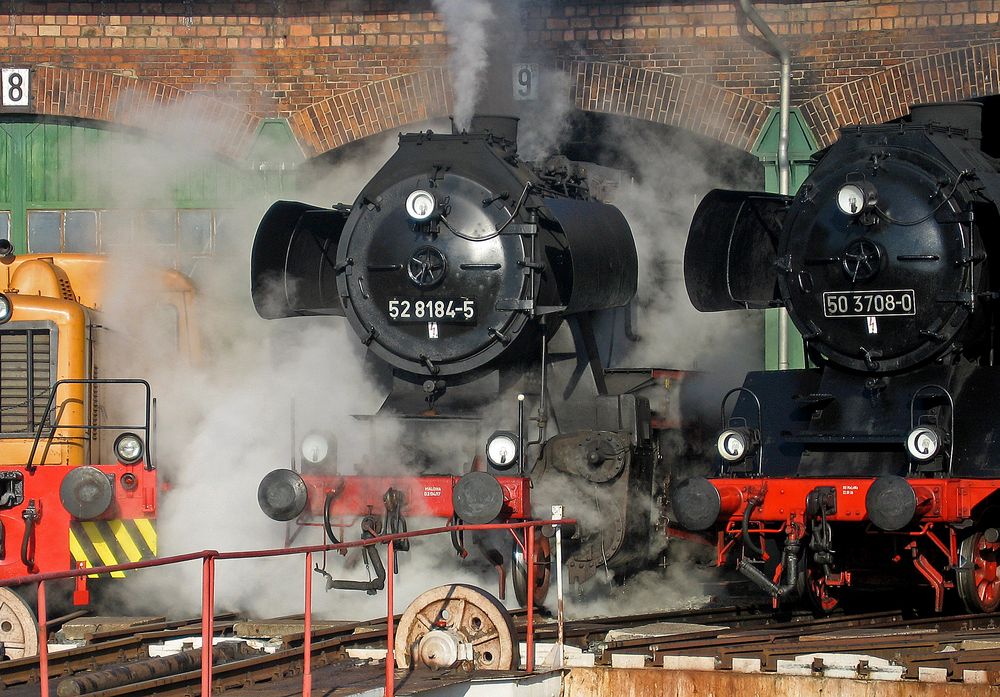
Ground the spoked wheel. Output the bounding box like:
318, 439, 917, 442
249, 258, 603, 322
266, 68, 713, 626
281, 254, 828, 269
957, 527, 1000, 613
512, 530, 551, 608
394, 584, 519, 671
804, 565, 840, 615
0, 587, 39, 659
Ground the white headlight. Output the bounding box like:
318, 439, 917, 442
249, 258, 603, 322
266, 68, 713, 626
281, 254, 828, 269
114, 432, 144, 464
405, 190, 437, 221
836, 184, 866, 215
717, 429, 749, 462
300, 432, 330, 464
486, 431, 518, 469
906, 426, 942, 461
0, 293, 11, 324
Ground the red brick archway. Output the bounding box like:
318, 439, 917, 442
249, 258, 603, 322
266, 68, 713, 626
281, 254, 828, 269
32, 65, 262, 160
801, 41, 1000, 147
564, 61, 772, 152
26, 40, 1000, 160
286, 68, 451, 156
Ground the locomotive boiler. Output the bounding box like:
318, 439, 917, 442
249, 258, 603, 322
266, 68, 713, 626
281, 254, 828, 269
252, 116, 678, 602
674, 101, 1000, 613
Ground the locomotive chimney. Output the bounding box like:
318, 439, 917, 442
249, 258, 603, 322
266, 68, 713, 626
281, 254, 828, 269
909, 102, 982, 142
468, 115, 519, 151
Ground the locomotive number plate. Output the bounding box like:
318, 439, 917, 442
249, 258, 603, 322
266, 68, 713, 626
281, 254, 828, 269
388, 297, 477, 323
823, 289, 916, 318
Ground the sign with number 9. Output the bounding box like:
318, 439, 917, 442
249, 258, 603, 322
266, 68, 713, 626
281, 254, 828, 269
513, 63, 538, 101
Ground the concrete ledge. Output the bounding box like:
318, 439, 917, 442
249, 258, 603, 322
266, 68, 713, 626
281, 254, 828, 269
918, 667, 949, 683
662, 655, 716, 672
731, 658, 762, 673
610, 654, 647, 668
964, 670, 989, 685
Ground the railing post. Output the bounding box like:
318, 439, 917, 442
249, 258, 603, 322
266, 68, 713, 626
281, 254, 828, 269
526, 526, 535, 672
303, 551, 313, 697
385, 539, 395, 697
553, 505, 565, 668
201, 554, 215, 696
37, 580, 49, 697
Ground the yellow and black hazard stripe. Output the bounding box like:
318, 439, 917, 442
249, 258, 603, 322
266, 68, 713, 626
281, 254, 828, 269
69, 519, 157, 578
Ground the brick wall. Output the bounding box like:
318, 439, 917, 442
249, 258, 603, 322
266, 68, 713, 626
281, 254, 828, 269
1, 1, 998, 156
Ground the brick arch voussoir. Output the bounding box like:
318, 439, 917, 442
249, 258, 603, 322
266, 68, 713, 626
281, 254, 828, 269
32, 66, 261, 160
289, 68, 453, 158
563, 61, 771, 153
802, 41, 1000, 148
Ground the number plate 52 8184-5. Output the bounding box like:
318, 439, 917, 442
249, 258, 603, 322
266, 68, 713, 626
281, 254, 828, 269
823, 289, 916, 318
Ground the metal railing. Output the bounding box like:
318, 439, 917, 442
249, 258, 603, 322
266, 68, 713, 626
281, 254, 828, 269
1, 516, 573, 697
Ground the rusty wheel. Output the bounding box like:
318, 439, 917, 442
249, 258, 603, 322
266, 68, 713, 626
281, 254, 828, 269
394, 584, 518, 671
0, 587, 38, 659
512, 530, 551, 608
957, 527, 1000, 613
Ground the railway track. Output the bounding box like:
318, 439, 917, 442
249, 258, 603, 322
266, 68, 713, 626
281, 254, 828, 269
5, 604, 1000, 694
599, 608, 1000, 681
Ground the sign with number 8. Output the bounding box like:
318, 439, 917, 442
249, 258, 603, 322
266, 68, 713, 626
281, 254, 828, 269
2, 68, 30, 108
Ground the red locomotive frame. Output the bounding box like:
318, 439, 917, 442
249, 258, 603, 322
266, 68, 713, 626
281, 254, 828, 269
695, 476, 1000, 612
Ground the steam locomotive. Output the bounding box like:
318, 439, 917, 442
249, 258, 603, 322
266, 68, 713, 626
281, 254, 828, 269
674, 102, 1000, 613
252, 116, 679, 602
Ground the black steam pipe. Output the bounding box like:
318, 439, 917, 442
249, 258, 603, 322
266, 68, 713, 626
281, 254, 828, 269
737, 538, 801, 600
741, 496, 764, 557
326, 518, 386, 594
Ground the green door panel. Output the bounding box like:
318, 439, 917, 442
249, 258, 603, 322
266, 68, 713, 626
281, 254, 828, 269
0, 116, 303, 253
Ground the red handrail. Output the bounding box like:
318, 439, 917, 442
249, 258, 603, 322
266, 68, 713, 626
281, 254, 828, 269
2, 518, 573, 697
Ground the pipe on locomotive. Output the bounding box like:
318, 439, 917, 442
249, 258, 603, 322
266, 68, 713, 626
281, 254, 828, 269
738, 0, 792, 370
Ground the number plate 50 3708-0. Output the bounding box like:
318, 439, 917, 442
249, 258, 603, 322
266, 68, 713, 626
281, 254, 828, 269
823, 289, 916, 318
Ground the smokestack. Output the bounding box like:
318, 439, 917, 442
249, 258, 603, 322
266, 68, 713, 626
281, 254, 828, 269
468, 115, 519, 150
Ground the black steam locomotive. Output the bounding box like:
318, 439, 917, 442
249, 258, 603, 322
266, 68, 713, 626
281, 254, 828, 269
252, 116, 677, 601
674, 102, 1000, 613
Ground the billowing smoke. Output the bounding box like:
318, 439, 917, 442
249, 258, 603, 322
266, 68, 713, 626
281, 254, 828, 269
89, 93, 499, 618
85, 61, 764, 621
432, 0, 496, 131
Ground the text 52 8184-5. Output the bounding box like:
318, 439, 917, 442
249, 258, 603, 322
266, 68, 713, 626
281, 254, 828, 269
388, 297, 477, 323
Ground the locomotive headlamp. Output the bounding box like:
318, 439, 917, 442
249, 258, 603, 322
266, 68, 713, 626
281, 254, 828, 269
836, 182, 878, 216
300, 432, 332, 466
0, 293, 11, 324
486, 431, 518, 470
905, 425, 944, 462
114, 432, 144, 465
717, 428, 755, 462
405, 189, 438, 221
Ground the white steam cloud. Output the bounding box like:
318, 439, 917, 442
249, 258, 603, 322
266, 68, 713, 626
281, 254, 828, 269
84, 74, 762, 622
90, 93, 498, 619
433, 0, 495, 131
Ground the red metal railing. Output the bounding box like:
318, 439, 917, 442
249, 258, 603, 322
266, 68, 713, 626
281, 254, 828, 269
1, 518, 572, 697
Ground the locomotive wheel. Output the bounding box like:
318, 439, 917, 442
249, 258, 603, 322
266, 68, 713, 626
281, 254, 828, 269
512, 530, 551, 608
956, 528, 1000, 613
394, 584, 518, 671
0, 587, 39, 659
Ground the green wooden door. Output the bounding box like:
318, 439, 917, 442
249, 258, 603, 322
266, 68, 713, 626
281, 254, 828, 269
0, 116, 302, 269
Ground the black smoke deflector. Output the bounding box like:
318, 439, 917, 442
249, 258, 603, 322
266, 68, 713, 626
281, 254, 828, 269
684, 189, 789, 312
251, 200, 351, 319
